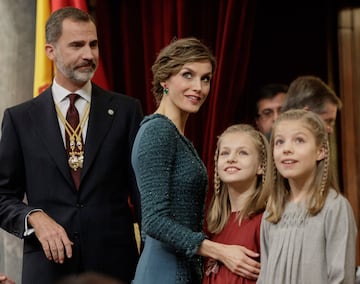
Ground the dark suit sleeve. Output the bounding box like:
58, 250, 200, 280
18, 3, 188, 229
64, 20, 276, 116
0, 109, 34, 238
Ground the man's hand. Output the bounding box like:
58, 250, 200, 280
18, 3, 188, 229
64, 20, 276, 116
0, 272, 15, 284
28, 211, 73, 264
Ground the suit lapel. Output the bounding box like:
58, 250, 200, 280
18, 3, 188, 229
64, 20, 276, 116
28, 89, 73, 185
81, 85, 115, 180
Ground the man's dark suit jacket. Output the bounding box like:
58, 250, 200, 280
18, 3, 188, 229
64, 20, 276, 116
0, 84, 143, 284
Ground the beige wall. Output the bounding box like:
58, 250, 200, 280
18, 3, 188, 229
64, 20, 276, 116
0, 1, 36, 283
0, 1, 35, 125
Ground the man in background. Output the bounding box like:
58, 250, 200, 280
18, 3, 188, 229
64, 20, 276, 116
281, 75, 342, 134
254, 83, 288, 139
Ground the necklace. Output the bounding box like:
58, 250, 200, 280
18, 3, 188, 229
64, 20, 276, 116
55, 101, 90, 171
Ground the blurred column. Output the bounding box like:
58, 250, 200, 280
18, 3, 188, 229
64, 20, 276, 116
338, 7, 360, 267
0, 1, 36, 283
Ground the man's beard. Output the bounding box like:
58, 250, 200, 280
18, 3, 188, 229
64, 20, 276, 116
56, 58, 97, 83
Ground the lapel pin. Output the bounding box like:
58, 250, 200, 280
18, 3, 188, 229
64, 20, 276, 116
107, 109, 115, 116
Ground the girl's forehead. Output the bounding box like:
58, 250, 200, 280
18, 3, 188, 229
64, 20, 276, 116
220, 132, 257, 148
221, 131, 252, 142
274, 120, 313, 135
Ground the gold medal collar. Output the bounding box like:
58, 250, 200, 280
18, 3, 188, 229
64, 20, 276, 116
55, 98, 90, 171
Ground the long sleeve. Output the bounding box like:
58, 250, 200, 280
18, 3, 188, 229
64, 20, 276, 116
131, 115, 207, 258
0, 109, 34, 238
257, 213, 269, 284
324, 193, 357, 284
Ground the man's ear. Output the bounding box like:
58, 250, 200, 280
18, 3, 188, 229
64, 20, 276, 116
255, 118, 260, 129
45, 43, 55, 60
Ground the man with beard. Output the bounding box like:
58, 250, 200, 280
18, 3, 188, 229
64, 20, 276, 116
0, 7, 142, 284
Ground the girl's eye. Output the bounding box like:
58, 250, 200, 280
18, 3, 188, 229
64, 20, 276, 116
219, 150, 229, 156
202, 75, 211, 83
295, 137, 305, 143
239, 150, 248, 156
274, 139, 283, 146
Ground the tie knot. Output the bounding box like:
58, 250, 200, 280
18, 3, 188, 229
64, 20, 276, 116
68, 93, 79, 106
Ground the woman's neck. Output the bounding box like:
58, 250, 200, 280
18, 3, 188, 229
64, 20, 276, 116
155, 105, 188, 135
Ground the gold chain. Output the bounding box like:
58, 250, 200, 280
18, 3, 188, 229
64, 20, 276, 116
55, 98, 90, 170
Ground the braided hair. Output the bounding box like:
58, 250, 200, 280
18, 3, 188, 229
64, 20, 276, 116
207, 124, 273, 234
266, 109, 339, 223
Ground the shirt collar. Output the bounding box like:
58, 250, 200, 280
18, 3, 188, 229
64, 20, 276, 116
52, 79, 92, 104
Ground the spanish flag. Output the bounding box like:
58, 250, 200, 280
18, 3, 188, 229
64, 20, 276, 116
33, 0, 52, 97
33, 0, 110, 97
51, 0, 88, 11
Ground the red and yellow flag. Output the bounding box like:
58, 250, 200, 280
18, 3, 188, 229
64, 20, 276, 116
51, 0, 88, 11
33, 0, 110, 97
33, 0, 52, 97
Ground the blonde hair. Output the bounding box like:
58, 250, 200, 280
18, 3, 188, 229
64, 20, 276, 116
207, 124, 273, 234
266, 109, 340, 223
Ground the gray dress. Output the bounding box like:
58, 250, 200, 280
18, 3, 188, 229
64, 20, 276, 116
131, 114, 208, 284
257, 189, 357, 284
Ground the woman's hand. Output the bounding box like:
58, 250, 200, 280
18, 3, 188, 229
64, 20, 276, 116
219, 244, 260, 280
198, 239, 261, 280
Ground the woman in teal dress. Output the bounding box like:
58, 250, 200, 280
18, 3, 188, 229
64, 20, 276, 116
131, 38, 261, 284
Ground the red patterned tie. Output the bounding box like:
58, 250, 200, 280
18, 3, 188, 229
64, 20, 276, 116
66, 94, 82, 190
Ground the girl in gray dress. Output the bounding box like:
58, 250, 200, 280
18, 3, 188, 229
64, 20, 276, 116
257, 109, 357, 284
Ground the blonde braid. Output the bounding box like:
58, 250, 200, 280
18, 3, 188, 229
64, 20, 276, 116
259, 133, 267, 187
320, 141, 329, 195
213, 148, 221, 195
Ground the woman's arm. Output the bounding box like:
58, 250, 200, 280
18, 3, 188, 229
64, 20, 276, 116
133, 118, 205, 256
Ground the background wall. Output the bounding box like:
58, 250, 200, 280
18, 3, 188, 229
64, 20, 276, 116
239, 0, 340, 123
0, 1, 35, 283
0, 1, 35, 126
